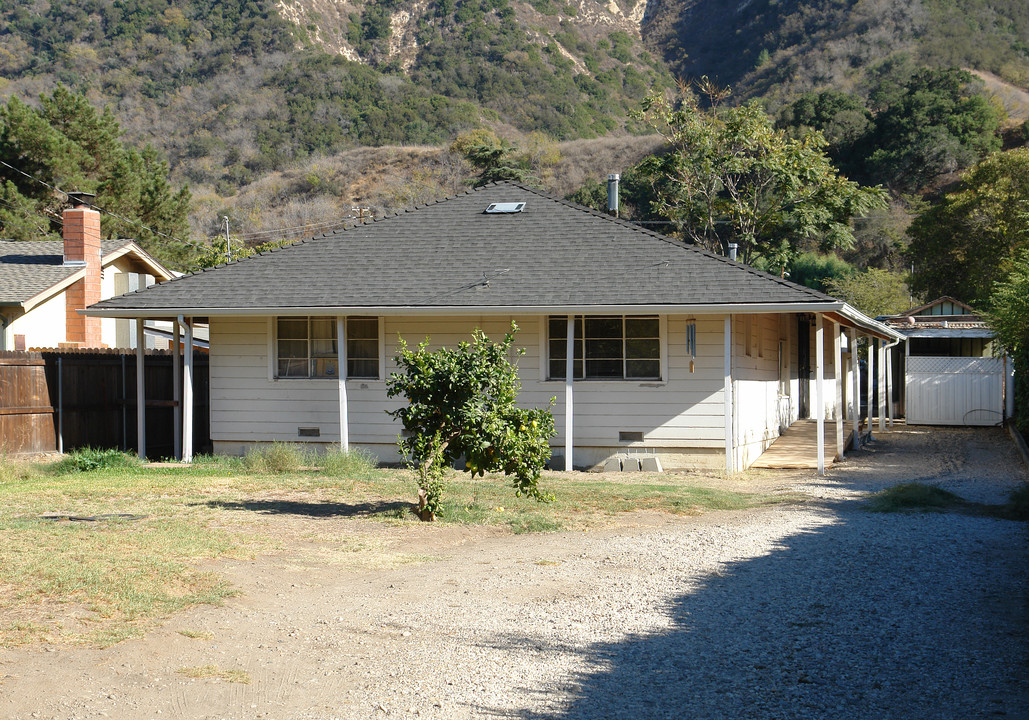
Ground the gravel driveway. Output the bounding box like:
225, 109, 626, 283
1, 426, 1026, 720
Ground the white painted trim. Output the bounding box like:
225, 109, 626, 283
878, 340, 887, 432
815, 313, 825, 476
337, 316, 349, 451
183, 318, 194, 463
376, 315, 386, 381
136, 319, 146, 460
20, 267, 86, 313
173, 317, 182, 460
100, 242, 174, 281
659, 314, 669, 383
538, 315, 547, 383
564, 315, 574, 472
266, 317, 275, 381
833, 321, 844, 459
723, 314, 733, 474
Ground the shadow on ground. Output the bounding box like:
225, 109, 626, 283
489, 430, 1029, 719
198, 498, 412, 517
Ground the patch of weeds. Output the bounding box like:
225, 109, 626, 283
51, 448, 141, 474
321, 448, 378, 480
178, 629, 214, 640
0, 455, 31, 484
178, 664, 251, 684
243, 442, 310, 473
866, 483, 965, 513
373, 505, 416, 522
1003, 483, 1029, 521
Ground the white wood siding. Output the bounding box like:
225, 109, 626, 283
733, 313, 782, 467
209, 314, 729, 465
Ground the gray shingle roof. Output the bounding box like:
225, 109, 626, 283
90, 182, 838, 314
0, 239, 131, 305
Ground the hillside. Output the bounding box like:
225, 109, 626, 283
642, 0, 1029, 104
0, 0, 668, 196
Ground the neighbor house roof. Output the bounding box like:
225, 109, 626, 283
86, 183, 902, 338
881, 296, 994, 339
0, 239, 170, 310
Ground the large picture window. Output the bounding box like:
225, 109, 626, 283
275, 317, 379, 379
548, 316, 661, 380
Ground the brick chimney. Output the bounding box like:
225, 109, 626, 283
63, 192, 103, 347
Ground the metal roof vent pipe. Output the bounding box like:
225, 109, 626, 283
607, 174, 619, 218
728, 243, 738, 261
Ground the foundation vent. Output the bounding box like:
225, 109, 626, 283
298, 427, 321, 437
619, 431, 644, 443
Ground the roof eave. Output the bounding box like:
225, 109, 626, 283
85, 300, 851, 319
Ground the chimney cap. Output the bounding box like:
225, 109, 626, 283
66, 191, 96, 208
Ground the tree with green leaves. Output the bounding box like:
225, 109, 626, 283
823, 267, 911, 317
450, 129, 535, 187
0, 86, 191, 267
907, 149, 1029, 305
988, 250, 1029, 431
631, 84, 888, 268
386, 325, 555, 520
862, 65, 1001, 191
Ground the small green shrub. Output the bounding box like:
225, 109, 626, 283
52, 448, 142, 474
320, 447, 378, 478
243, 443, 310, 474
866, 483, 964, 513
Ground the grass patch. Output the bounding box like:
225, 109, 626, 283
866, 483, 966, 513
178, 664, 251, 684
0, 453, 776, 647
50, 448, 142, 474
178, 629, 214, 640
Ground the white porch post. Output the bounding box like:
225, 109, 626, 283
564, 315, 574, 472
849, 328, 860, 451
833, 321, 844, 459
866, 338, 875, 439
172, 317, 182, 460
886, 344, 895, 429
337, 317, 349, 452
182, 318, 194, 462
878, 338, 887, 432
724, 314, 734, 474
135, 318, 146, 460
815, 314, 825, 476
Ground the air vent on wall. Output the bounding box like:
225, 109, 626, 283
484, 202, 525, 214
619, 431, 644, 443
298, 427, 321, 437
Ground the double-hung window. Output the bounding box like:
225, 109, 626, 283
275, 317, 379, 379
548, 315, 661, 380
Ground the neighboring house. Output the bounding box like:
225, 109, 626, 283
880, 297, 1013, 426
0, 197, 174, 350
87, 182, 902, 471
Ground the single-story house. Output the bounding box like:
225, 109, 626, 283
0, 195, 175, 350
87, 182, 903, 473
880, 297, 1013, 425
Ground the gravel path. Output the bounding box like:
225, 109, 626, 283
1, 426, 1026, 720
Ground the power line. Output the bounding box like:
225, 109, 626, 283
0, 159, 208, 253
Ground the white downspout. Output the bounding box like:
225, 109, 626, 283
882, 336, 902, 429
849, 328, 860, 450
173, 317, 182, 460
866, 338, 875, 440
832, 320, 844, 459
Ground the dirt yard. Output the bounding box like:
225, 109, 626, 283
1, 426, 1026, 720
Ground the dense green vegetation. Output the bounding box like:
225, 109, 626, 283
0, 86, 192, 267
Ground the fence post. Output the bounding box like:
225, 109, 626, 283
57, 356, 63, 454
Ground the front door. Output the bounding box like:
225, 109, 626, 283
797, 316, 810, 418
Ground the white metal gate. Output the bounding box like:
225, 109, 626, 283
906, 356, 1005, 426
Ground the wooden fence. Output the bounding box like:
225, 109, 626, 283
0, 349, 209, 457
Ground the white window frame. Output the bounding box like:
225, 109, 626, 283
268, 316, 384, 381
543, 314, 667, 382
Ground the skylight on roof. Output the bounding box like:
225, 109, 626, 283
484, 202, 525, 214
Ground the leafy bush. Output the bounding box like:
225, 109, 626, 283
52, 448, 142, 474
386, 325, 556, 520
